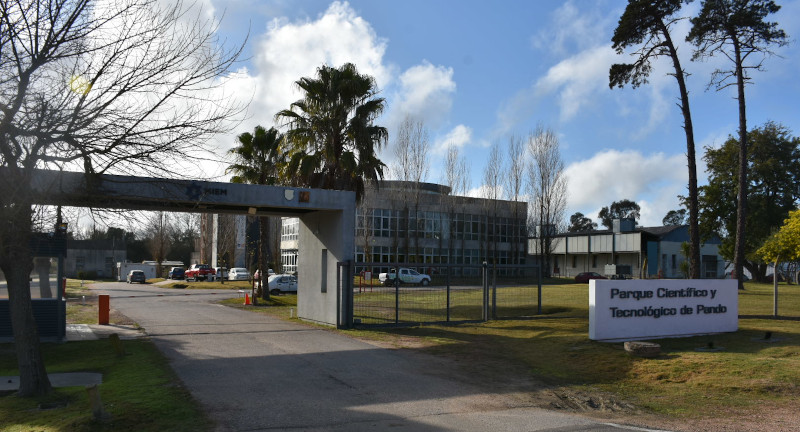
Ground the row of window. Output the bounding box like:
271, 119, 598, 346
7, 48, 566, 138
281, 249, 297, 273
355, 209, 526, 243
354, 246, 526, 266
281, 218, 299, 242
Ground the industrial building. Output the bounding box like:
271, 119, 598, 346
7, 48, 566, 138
528, 219, 724, 279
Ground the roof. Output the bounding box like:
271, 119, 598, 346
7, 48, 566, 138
537, 224, 686, 240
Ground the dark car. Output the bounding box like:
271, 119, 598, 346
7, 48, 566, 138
575, 272, 607, 283
168, 267, 185, 280
127, 270, 146, 284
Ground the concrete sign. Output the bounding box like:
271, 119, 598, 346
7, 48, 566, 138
589, 279, 738, 341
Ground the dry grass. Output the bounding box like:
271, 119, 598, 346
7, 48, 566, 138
342, 281, 800, 427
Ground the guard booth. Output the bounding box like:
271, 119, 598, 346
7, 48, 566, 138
0, 232, 67, 340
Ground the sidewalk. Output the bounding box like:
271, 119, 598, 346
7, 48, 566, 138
65, 323, 147, 341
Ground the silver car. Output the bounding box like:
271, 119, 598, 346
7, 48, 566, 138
267, 274, 297, 295
228, 267, 250, 281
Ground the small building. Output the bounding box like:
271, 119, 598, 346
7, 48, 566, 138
529, 219, 723, 279
65, 239, 127, 279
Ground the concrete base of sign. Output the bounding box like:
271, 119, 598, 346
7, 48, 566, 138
623, 341, 661, 358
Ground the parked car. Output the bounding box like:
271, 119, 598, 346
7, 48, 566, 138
168, 267, 185, 280
185, 264, 215, 281
378, 268, 431, 286
253, 269, 275, 280
213, 267, 228, 281
228, 267, 250, 281
574, 272, 607, 283
127, 270, 146, 284
267, 274, 297, 295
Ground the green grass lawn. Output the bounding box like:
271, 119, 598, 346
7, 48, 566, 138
2, 279, 213, 431
0, 340, 211, 432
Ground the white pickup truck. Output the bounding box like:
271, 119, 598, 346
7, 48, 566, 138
378, 268, 431, 286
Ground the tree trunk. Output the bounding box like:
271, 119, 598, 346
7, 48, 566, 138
732, 38, 748, 291
662, 23, 701, 279
259, 215, 270, 301
0, 192, 52, 396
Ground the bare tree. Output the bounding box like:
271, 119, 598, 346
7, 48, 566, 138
390, 117, 430, 264
0, 0, 243, 396
505, 135, 525, 268
527, 127, 567, 277
442, 144, 471, 271
356, 179, 377, 274
481, 143, 504, 264
145, 212, 173, 277
441, 144, 465, 268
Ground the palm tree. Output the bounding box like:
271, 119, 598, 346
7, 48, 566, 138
227, 125, 284, 300
228, 126, 285, 186
275, 63, 388, 200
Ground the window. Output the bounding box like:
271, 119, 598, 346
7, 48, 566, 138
572, 256, 577, 268
281, 218, 299, 242
671, 254, 676, 270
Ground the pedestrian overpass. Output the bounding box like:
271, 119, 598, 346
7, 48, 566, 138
3, 169, 355, 336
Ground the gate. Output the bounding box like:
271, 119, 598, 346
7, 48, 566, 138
348, 262, 541, 327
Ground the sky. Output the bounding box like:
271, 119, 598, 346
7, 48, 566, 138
189, 0, 800, 228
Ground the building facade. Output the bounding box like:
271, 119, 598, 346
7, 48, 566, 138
65, 239, 127, 279
529, 220, 724, 279
280, 181, 529, 275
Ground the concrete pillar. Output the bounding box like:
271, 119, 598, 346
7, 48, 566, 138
34, 257, 53, 298
211, 214, 219, 267
234, 214, 246, 268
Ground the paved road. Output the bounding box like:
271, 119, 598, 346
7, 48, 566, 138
91, 282, 664, 432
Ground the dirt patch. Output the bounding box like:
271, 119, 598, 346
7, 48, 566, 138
351, 330, 799, 432
66, 295, 137, 326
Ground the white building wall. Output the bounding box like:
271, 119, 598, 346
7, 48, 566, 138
567, 236, 589, 253
592, 235, 613, 252
550, 237, 565, 254
615, 233, 640, 252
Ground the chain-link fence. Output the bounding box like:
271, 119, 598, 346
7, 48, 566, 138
352, 262, 541, 326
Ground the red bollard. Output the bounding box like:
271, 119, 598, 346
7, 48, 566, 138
98, 294, 110, 325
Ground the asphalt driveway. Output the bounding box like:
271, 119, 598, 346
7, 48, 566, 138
90, 282, 663, 432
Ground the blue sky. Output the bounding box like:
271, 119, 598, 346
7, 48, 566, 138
197, 0, 800, 227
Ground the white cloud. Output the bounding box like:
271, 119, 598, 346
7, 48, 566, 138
564, 150, 688, 227
531, 1, 612, 56
493, 44, 617, 139
211, 1, 463, 178
253, 2, 389, 118
432, 124, 472, 154
535, 46, 618, 122
466, 184, 505, 200
389, 61, 456, 128
204, 1, 391, 161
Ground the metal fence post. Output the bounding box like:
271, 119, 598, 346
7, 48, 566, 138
345, 260, 353, 329
482, 261, 489, 321
537, 260, 543, 315
491, 261, 497, 320
394, 264, 400, 325
446, 267, 451, 323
